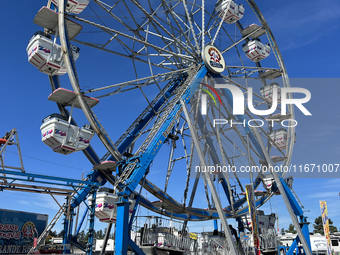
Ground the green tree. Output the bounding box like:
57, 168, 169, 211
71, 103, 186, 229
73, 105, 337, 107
96, 229, 104, 239
287, 223, 297, 234
281, 228, 285, 235
57, 230, 65, 237
313, 216, 338, 234
50, 230, 57, 237
78, 230, 86, 245
109, 232, 115, 239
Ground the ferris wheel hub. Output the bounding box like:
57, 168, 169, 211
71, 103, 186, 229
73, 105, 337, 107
202, 45, 225, 74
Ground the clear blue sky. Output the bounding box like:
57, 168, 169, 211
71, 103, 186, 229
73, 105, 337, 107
0, 0, 340, 235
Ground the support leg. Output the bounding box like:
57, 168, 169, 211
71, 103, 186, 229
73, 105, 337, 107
86, 188, 96, 255
180, 99, 240, 255
62, 196, 70, 254
251, 126, 312, 255
114, 195, 130, 255
100, 223, 113, 255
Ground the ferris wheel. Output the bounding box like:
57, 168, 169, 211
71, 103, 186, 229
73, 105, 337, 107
26, 0, 304, 254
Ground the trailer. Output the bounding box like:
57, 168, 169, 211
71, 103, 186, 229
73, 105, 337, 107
0, 209, 48, 254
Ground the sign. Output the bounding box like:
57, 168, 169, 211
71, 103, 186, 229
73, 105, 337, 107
0, 209, 48, 254
246, 185, 260, 255
320, 201, 332, 255
189, 232, 198, 240
202, 45, 225, 74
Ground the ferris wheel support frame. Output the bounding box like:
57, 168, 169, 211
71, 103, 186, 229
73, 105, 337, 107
251, 126, 312, 255
180, 98, 239, 255
114, 66, 208, 254
46, 1, 310, 254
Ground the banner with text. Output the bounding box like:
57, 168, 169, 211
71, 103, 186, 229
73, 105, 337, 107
246, 185, 260, 255
320, 201, 332, 255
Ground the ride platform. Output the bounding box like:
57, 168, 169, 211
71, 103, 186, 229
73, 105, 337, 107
266, 113, 292, 122
259, 69, 283, 80
94, 161, 116, 171
241, 24, 266, 38
33, 7, 82, 40
48, 88, 99, 108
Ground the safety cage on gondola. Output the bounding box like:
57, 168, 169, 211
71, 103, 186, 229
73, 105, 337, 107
40, 113, 95, 155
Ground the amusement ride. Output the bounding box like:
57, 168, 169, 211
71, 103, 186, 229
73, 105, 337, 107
0, 0, 313, 254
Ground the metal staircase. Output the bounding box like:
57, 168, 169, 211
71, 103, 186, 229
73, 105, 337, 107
27, 204, 65, 254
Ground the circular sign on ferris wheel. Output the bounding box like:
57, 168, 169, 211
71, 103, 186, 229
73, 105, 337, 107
202, 45, 225, 74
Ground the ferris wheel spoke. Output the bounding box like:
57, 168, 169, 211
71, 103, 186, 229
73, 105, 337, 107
72, 16, 195, 63
211, 1, 231, 46
94, 0, 139, 36
197, 111, 239, 209
243, 111, 286, 157
138, 3, 182, 58
160, 6, 187, 59
72, 38, 175, 72
182, 135, 194, 207
83, 71, 189, 98
201, 0, 205, 51
112, 67, 196, 150
163, 130, 179, 196
145, 29, 189, 68
93, 0, 122, 13
138, 13, 184, 67
222, 67, 281, 78
182, 0, 200, 54
117, 0, 144, 30
130, 0, 197, 59
214, 121, 235, 211
188, 7, 218, 44
221, 25, 265, 54
161, 1, 198, 56
144, 24, 184, 70
233, 126, 260, 166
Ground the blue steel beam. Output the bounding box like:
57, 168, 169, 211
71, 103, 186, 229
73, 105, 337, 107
115, 197, 130, 254
128, 194, 141, 230
0, 169, 100, 188
121, 66, 208, 196
70, 170, 106, 208
286, 222, 311, 255
115, 67, 207, 255
280, 178, 303, 216
128, 239, 146, 255
67, 77, 188, 210
113, 75, 188, 156
287, 238, 298, 255
301, 218, 311, 252
75, 208, 88, 236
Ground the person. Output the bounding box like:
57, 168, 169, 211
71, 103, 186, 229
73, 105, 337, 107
229, 225, 245, 254
229, 225, 239, 243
